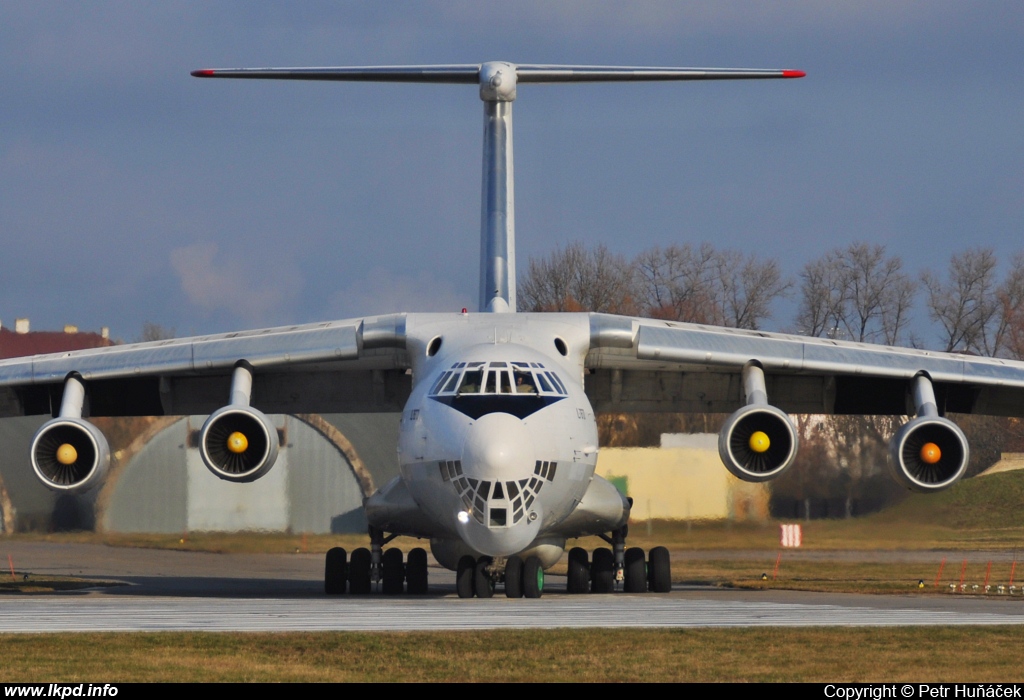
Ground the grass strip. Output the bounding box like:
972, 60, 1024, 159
3, 628, 1024, 682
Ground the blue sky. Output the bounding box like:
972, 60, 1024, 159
1, 2, 1022, 342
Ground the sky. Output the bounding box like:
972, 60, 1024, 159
1, 2, 1022, 343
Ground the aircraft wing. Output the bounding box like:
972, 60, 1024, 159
0, 314, 411, 418
585, 313, 1024, 417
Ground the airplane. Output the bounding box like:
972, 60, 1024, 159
3, 61, 1023, 600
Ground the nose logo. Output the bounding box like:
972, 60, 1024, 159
430, 394, 564, 420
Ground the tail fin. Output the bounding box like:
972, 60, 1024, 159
193, 62, 804, 313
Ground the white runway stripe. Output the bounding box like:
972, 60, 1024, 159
1, 595, 1022, 632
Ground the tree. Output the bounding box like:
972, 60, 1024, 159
797, 243, 916, 345
922, 248, 999, 354
138, 321, 176, 342
632, 243, 790, 328
715, 250, 790, 330
519, 242, 639, 314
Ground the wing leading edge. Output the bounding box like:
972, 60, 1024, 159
586, 313, 1024, 417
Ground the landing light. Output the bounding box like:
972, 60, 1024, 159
56, 443, 78, 465
457, 510, 471, 525
748, 431, 770, 453
920, 442, 941, 464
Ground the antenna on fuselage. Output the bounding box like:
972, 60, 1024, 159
192, 63, 804, 314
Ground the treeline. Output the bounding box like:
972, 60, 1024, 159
525, 242, 1024, 518
521, 241, 1024, 358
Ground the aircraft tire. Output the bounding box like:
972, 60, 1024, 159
648, 546, 672, 593
523, 556, 544, 599
624, 547, 647, 593
406, 548, 429, 594
591, 547, 614, 593
324, 547, 347, 595
456, 555, 475, 599
567, 547, 589, 594
474, 556, 494, 598
382, 548, 405, 595
504, 556, 524, 598
349, 548, 372, 594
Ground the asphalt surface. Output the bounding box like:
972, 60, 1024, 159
2, 541, 1023, 632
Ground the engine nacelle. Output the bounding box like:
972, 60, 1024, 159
199, 405, 279, 482
888, 416, 969, 493
718, 404, 799, 482
31, 418, 110, 493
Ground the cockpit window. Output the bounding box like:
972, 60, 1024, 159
431, 361, 567, 397
513, 369, 536, 394
458, 370, 483, 394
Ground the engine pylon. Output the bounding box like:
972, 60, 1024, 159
718, 363, 798, 482
888, 374, 969, 492
30, 374, 110, 493
199, 362, 279, 482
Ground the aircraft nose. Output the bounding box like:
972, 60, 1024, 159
461, 412, 532, 480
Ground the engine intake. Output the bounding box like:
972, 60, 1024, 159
31, 418, 110, 493
199, 405, 279, 482
888, 416, 969, 492
719, 403, 799, 482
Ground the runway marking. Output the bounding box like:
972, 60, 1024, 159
1, 596, 1022, 632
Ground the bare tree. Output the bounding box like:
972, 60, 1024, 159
138, 321, 176, 342
633, 243, 721, 324
797, 243, 916, 345
715, 250, 791, 330
632, 243, 789, 328
519, 242, 639, 314
922, 248, 999, 354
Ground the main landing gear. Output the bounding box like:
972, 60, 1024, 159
565, 526, 672, 594
324, 526, 430, 595
456, 554, 545, 599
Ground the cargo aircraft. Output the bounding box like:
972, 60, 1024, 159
2, 62, 1022, 599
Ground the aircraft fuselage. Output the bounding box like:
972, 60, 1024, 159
364, 313, 627, 569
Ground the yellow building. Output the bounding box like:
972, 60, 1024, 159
595, 434, 769, 522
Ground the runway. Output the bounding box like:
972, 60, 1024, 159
2, 541, 1024, 632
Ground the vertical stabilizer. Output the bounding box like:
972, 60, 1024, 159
192, 63, 804, 315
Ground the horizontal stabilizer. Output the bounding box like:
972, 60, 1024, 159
191, 64, 804, 83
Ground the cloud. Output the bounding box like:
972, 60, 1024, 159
170, 242, 302, 326
325, 267, 470, 320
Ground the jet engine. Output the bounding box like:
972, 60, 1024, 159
199, 362, 279, 482
31, 417, 110, 493
30, 373, 110, 493
718, 363, 798, 482
719, 403, 799, 482
888, 416, 969, 493
887, 373, 969, 493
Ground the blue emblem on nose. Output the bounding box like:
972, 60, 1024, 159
429, 395, 564, 420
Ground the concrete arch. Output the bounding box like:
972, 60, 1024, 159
98, 413, 376, 534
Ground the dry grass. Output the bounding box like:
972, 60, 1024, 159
4, 628, 1024, 682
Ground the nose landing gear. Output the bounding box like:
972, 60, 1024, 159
456, 554, 545, 598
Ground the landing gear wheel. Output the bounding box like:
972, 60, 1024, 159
591, 547, 614, 593
456, 555, 476, 599
349, 547, 372, 594
382, 548, 405, 595
567, 547, 589, 594
523, 556, 544, 598
474, 556, 494, 598
624, 547, 647, 593
325, 547, 347, 595
648, 546, 671, 593
504, 556, 524, 598
406, 547, 429, 594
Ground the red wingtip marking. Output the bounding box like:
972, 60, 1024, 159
782, 70, 806, 79
191, 69, 216, 77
